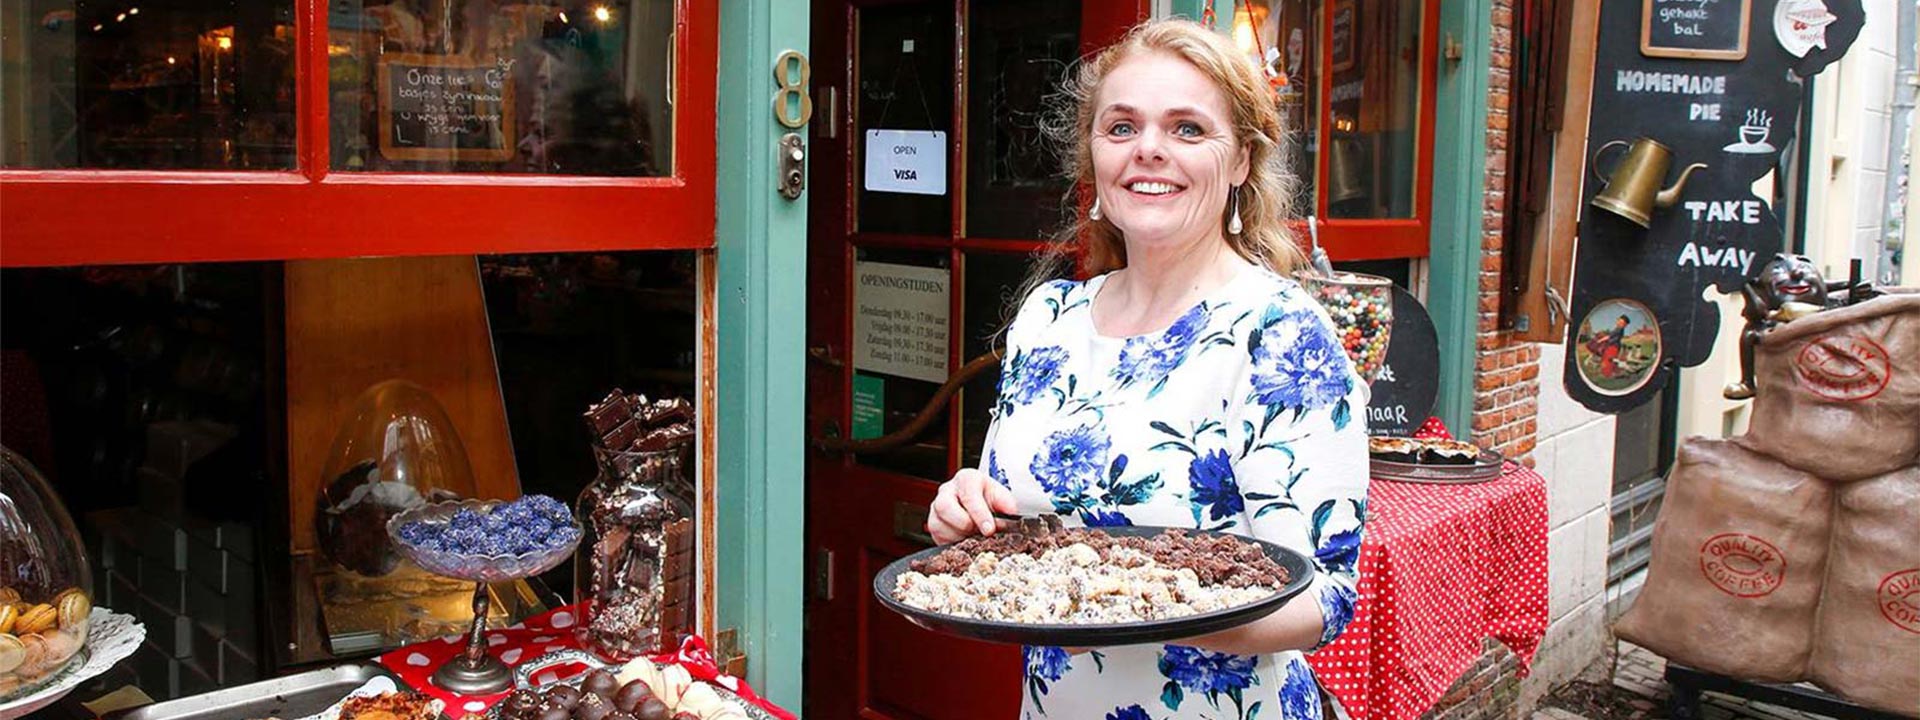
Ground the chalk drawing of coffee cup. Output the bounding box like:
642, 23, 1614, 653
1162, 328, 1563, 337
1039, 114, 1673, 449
1724, 109, 1776, 154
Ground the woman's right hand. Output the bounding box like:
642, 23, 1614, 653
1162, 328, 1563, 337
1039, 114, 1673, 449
926, 468, 1018, 544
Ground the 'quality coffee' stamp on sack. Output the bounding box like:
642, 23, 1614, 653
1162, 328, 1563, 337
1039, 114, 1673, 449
1794, 335, 1892, 401
1699, 533, 1787, 598
1878, 568, 1920, 635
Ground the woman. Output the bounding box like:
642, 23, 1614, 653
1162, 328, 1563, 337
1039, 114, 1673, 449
926, 19, 1369, 720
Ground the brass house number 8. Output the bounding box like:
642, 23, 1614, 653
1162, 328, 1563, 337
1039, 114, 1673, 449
774, 50, 811, 200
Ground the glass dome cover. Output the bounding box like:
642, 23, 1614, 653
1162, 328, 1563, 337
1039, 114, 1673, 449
1, 447, 92, 700
315, 380, 478, 578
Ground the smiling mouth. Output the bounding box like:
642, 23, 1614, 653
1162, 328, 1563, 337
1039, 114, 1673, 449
1779, 282, 1813, 295
1126, 180, 1186, 197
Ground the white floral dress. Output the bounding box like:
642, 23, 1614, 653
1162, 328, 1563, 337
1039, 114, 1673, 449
984, 267, 1370, 720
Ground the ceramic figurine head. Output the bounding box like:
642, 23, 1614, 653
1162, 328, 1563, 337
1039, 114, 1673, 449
1753, 253, 1827, 308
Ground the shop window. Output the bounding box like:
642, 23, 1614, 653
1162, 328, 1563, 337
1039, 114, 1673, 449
326, 0, 674, 176
1232, 0, 1437, 259
1, 0, 718, 266
0, 2, 298, 170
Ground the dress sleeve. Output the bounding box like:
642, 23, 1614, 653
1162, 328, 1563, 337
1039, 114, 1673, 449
1230, 294, 1371, 650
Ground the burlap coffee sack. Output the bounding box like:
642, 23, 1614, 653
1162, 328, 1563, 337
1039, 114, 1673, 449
1614, 438, 1830, 682
1740, 292, 1920, 481
1809, 464, 1920, 717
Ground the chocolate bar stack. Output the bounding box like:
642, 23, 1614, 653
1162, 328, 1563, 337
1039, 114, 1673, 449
578, 390, 698, 659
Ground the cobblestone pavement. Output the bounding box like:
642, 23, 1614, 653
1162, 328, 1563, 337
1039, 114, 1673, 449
1531, 643, 1831, 720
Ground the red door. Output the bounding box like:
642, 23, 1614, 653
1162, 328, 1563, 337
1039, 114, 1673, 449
803, 1, 1143, 717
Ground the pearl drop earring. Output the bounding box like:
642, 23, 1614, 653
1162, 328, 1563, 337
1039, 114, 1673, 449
1089, 197, 1103, 221
1227, 186, 1244, 235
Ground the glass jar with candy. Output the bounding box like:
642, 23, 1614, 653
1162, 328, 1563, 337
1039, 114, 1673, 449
574, 390, 697, 661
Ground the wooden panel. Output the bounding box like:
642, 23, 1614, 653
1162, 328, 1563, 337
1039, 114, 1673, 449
284, 255, 519, 554
1514, 0, 1599, 343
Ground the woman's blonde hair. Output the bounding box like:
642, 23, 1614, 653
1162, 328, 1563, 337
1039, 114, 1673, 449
1013, 18, 1305, 315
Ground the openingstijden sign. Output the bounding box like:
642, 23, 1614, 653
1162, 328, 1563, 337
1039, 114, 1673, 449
852, 261, 951, 384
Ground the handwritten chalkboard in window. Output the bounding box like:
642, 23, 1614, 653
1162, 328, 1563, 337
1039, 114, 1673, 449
1640, 0, 1751, 61
377, 54, 515, 163
1330, 2, 1357, 72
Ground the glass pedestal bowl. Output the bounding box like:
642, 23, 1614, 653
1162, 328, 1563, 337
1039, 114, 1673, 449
386, 499, 581, 695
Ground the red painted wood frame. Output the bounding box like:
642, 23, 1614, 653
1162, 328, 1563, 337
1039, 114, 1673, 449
1309, 0, 1440, 261
0, 0, 718, 268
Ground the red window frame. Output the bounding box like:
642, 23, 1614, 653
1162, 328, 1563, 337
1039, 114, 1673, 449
0, 0, 718, 268
1305, 0, 1440, 261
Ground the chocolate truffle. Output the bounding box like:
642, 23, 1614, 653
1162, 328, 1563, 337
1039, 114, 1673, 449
613, 679, 655, 712
635, 697, 671, 720
548, 685, 583, 710
537, 707, 572, 720
574, 692, 613, 720
583, 668, 620, 698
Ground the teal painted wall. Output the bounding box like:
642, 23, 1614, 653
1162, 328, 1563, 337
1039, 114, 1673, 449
715, 0, 808, 709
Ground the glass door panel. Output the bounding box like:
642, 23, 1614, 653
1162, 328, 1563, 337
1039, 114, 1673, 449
961, 0, 1078, 240
854, 1, 954, 237
850, 246, 951, 481
958, 250, 1035, 466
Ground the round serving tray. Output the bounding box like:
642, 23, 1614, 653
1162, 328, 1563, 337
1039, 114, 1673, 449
491, 649, 780, 720
872, 525, 1314, 647
1370, 449, 1506, 484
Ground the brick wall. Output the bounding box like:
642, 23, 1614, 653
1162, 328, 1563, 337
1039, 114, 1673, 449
1469, 0, 1541, 469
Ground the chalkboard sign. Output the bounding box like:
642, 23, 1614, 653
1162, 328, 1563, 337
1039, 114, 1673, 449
1366, 287, 1439, 436
1330, 2, 1357, 72
1641, 0, 1751, 61
378, 54, 515, 163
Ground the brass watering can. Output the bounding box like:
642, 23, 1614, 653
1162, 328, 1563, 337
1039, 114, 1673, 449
1590, 138, 1706, 229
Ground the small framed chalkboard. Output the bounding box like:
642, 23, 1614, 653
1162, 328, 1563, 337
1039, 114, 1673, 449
377, 54, 516, 163
1330, 2, 1357, 72
1640, 0, 1750, 61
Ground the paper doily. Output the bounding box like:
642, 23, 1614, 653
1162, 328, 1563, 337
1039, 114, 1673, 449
0, 608, 145, 720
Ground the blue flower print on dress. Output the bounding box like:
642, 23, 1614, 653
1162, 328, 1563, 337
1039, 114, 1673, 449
1025, 645, 1072, 712
1279, 657, 1323, 720
1082, 508, 1134, 527
1158, 645, 1259, 718
1113, 304, 1211, 396
987, 449, 1011, 488
1031, 425, 1111, 496
1247, 307, 1353, 426
1316, 582, 1358, 648
1188, 449, 1245, 525
1002, 346, 1069, 412
1315, 528, 1362, 575
1107, 705, 1153, 720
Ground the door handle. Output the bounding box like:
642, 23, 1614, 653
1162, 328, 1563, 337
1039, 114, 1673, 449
892, 501, 935, 546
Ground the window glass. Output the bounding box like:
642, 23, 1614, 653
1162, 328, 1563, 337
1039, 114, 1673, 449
961, 0, 1077, 240
851, 246, 951, 481
1325, 0, 1422, 219
958, 250, 1036, 466
854, 2, 954, 237
328, 0, 674, 175
1, 2, 297, 169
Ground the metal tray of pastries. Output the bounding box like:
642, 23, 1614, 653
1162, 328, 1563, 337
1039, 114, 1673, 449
1368, 437, 1506, 484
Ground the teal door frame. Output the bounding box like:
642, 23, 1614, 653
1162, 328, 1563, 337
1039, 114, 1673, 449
715, 0, 808, 709
1166, 0, 1490, 434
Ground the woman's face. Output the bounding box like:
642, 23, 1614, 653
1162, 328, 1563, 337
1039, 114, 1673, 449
1090, 51, 1250, 251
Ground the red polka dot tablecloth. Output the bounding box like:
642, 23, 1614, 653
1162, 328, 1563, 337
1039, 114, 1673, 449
1306, 451, 1549, 720
374, 604, 795, 720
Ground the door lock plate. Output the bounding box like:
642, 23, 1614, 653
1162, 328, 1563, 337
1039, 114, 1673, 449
778, 133, 807, 200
